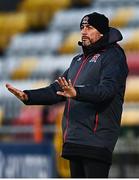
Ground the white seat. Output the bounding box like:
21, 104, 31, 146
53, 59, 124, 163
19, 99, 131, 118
6, 32, 63, 56
1, 54, 73, 80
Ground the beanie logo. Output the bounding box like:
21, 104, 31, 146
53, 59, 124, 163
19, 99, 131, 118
82, 16, 89, 24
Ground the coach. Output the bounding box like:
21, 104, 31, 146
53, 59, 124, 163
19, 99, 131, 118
6, 12, 128, 177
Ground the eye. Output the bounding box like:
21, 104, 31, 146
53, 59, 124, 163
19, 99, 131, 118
88, 25, 94, 29
80, 26, 84, 30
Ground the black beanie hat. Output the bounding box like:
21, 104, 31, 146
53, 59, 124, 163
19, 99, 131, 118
80, 12, 109, 34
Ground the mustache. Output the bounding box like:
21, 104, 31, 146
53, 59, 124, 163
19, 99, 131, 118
82, 36, 90, 40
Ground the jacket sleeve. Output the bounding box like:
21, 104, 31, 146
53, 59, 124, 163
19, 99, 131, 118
74, 52, 127, 103
23, 69, 69, 105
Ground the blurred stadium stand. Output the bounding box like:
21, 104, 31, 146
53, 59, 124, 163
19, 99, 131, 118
0, 0, 139, 178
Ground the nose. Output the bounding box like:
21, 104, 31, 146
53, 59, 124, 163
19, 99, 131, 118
81, 27, 87, 35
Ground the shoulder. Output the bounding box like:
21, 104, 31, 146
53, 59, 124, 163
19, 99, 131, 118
69, 54, 83, 66
106, 44, 126, 58
72, 54, 83, 61
102, 44, 126, 65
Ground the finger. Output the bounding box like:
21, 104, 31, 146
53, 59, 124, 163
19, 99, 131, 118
68, 79, 73, 88
58, 77, 67, 87
58, 77, 65, 87
8, 88, 18, 95
62, 77, 69, 86
55, 80, 58, 83
56, 79, 67, 91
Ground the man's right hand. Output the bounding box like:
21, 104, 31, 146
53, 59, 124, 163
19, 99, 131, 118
6, 84, 28, 101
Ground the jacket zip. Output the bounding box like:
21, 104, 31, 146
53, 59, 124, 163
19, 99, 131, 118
63, 56, 89, 142
93, 113, 99, 133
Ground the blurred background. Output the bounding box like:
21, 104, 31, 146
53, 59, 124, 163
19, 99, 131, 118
0, 0, 139, 178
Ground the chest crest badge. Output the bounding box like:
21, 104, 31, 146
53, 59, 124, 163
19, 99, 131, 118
89, 54, 101, 63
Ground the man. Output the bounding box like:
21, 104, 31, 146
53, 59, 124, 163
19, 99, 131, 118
6, 12, 128, 178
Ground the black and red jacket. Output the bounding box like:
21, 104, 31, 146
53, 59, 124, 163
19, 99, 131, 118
23, 28, 128, 161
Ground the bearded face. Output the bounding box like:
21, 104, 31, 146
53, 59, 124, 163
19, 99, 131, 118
81, 24, 103, 46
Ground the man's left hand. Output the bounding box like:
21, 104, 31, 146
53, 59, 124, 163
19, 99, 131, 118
55, 77, 76, 98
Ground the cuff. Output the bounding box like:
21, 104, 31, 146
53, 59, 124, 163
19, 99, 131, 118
22, 90, 31, 105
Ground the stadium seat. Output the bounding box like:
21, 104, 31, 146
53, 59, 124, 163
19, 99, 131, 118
6, 32, 63, 56
0, 12, 29, 51
54, 105, 70, 177
122, 29, 139, 51
10, 57, 38, 80
18, 0, 71, 28
110, 7, 134, 28
58, 32, 81, 54
0, 106, 3, 125
30, 55, 72, 79
125, 77, 139, 102
0, 34, 9, 51
50, 7, 139, 32
93, 0, 139, 8
126, 52, 139, 74
4, 55, 72, 80
50, 8, 112, 32
0, 12, 28, 35
121, 108, 139, 126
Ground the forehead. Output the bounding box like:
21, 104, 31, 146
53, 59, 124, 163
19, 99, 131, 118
80, 23, 94, 29
80, 24, 101, 34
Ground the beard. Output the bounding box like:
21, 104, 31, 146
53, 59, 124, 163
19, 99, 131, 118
82, 36, 91, 46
